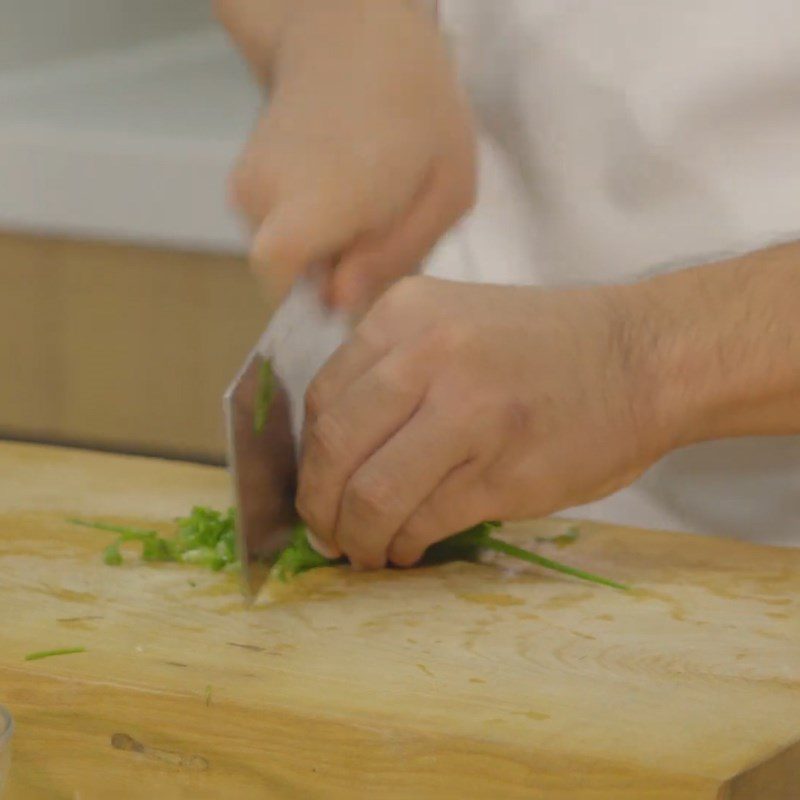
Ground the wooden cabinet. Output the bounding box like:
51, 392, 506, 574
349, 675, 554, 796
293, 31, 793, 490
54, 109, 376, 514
0, 6, 263, 462
0, 233, 265, 462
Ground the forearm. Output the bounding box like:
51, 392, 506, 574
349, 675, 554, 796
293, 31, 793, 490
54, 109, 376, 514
628, 241, 800, 450
214, 0, 437, 85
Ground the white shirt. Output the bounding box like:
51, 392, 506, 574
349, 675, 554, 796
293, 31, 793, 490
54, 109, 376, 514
429, 0, 800, 546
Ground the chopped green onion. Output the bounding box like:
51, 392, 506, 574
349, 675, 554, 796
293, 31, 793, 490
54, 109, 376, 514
25, 647, 86, 662
70, 507, 237, 572
74, 505, 626, 590
271, 520, 628, 591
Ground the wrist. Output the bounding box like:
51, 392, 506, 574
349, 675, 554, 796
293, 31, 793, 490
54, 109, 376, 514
595, 283, 688, 465
619, 246, 800, 452
617, 273, 739, 457
616, 277, 707, 455
274, 0, 441, 78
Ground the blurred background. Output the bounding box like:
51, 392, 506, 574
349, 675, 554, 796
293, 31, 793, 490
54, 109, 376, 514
0, 1, 266, 463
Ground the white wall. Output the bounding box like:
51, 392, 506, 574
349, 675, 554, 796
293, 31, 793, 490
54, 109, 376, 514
0, 2, 253, 251
0, 0, 212, 71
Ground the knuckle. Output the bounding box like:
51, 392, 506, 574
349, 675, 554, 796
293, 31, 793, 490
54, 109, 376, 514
381, 275, 426, 314
304, 376, 331, 420
251, 228, 303, 273
476, 468, 518, 513
306, 412, 347, 463
426, 319, 469, 355
336, 527, 387, 571
391, 548, 423, 568
389, 527, 431, 567
351, 322, 380, 353
351, 550, 387, 571
405, 504, 445, 545
294, 486, 323, 533
247, 245, 265, 278
395, 274, 426, 299
400, 522, 433, 551
373, 361, 413, 400
229, 158, 271, 220
346, 473, 396, 520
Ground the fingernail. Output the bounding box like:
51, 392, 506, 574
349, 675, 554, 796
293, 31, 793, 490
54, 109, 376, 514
306, 530, 340, 559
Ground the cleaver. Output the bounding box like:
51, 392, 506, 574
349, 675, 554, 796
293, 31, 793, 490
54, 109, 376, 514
224, 275, 348, 601
225, 1, 439, 602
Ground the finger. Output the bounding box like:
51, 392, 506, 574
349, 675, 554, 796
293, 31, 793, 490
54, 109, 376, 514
303, 326, 389, 432
227, 116, 275, 230
307, 274, 446, 428
228, 161, 270, 232
330, 155, 476, 311
387, 462, 493, 567
297, 341, 431, 552
250, 197, 357, 305
335, 398, 470, 570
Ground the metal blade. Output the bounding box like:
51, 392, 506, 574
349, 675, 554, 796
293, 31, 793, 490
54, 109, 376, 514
225, 275, 349, 601
224, 350, 297, 601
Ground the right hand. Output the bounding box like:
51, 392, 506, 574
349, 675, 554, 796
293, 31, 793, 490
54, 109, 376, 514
221, 0, 477, 312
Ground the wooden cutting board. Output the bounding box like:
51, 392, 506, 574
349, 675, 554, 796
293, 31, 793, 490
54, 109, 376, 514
0, 442, 798, 800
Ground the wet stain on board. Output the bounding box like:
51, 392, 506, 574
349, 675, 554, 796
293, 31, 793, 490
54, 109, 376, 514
111, 733, 209, 771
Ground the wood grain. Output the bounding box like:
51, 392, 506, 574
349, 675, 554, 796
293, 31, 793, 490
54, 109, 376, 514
0, 232, 265, 461
1, 442, 798, 799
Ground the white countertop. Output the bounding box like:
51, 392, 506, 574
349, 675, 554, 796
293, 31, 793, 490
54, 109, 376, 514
0, 28, 259, 253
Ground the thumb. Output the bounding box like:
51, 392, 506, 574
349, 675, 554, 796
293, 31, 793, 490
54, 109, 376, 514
250, 198, 356, 306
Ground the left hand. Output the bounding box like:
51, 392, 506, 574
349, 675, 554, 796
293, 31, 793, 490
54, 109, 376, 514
297, 276, 676, 569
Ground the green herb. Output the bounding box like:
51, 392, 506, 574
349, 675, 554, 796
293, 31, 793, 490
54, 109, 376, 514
103, 543, 124, 566
205, 685, 213, 706
25, 647, 86, 662
254, 358, 275, 434
70, 507, 237, 572
421, 521, 504, 565
67, 519, 159, 538
271, 524, 346, 581
272, 520, 629, 591
75, 507, 626, 590
480, 534, 628, 591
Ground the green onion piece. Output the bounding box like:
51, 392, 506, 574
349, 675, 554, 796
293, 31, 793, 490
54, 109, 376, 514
270, 524, 345, 582
103, 543, 123, 566
68, 519, 158, 537
25, 647, 87, 662
71, 507, 238, 573
482, 535, 630, 591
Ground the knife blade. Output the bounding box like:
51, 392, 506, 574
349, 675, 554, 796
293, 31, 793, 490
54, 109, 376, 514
224, 275, 348, 601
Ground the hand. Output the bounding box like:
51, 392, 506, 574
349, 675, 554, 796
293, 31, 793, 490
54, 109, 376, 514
223, 0, 476, 311
297, 276, 674, 569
